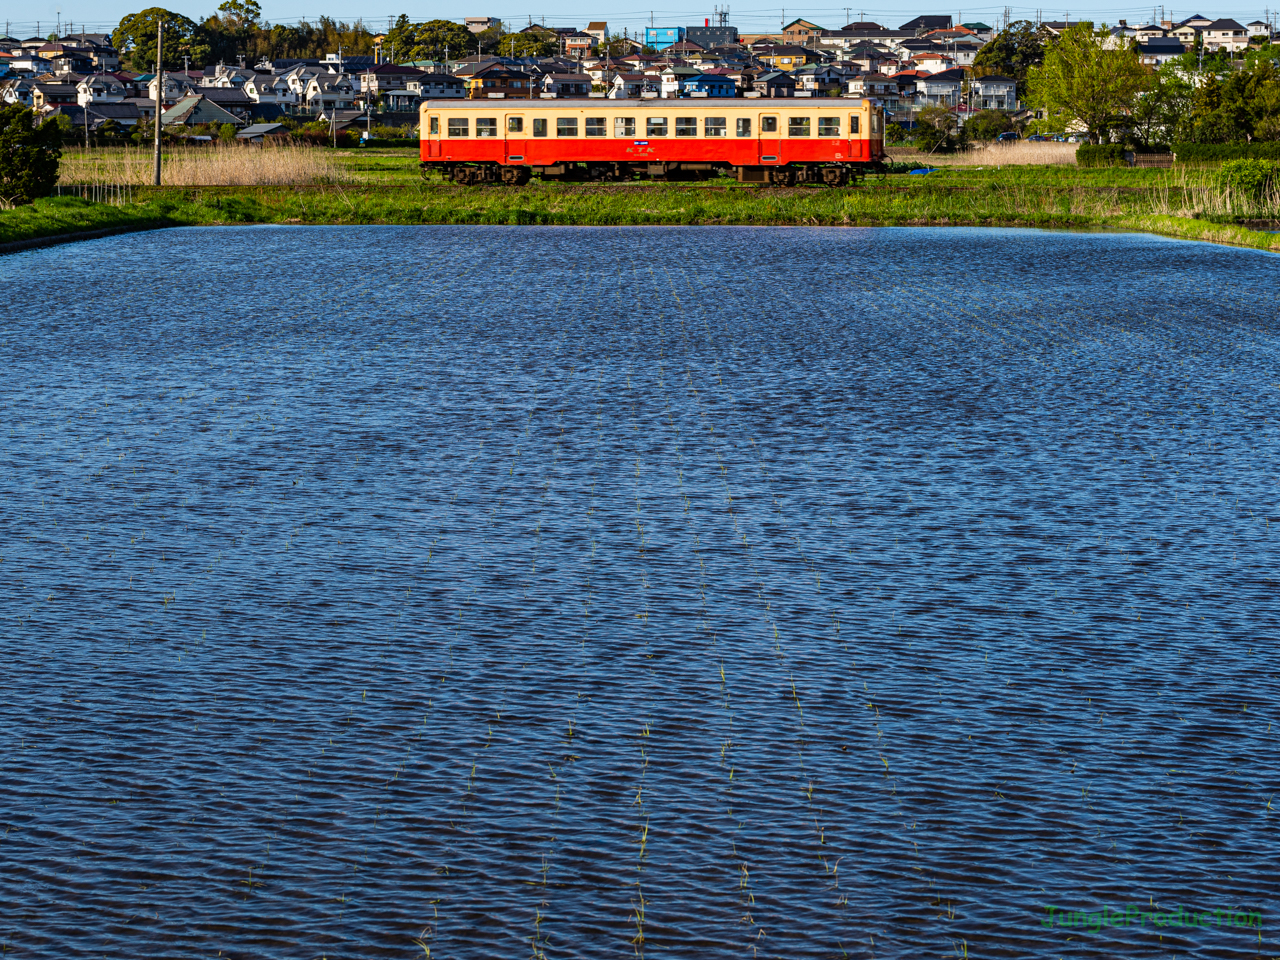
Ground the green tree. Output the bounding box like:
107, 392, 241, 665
113, 7, 204, 71
219, 122, 237, 141
972, 19, 1051, 81
0, 105, 62, 207
384, 16, 474, 62
1129, 62, 1194, 145
914, 106, 956, 152
1027, 23, 1148, 143
964, 109, 1015, 141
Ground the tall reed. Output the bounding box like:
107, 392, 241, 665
58, 143, 344, 186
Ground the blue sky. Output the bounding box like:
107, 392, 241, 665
5, 2, 1272, 40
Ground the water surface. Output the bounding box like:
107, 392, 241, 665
2, 226, 1277, 959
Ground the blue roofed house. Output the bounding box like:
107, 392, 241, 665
681, 72, 736, 97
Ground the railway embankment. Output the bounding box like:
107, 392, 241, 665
8, 175, 1280, 254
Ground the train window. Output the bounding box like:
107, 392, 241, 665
508, 117, 523, 133
872, 112, 882, 135
476, 118, 498, 137
675, 117, 697, 137
817, 117, 840, 137
646, 117, 667, 137
788, 117, 810, 137
704, 117, 726, 137
850, 115, 860, 134
447, 118, 468, 137
615, 117, 636, 137
736, 118, 751, 137
557, 118, 578, 137
428, 116, 439, 135
761, 116, 778, 133
533, 118, 547, 137
585, 117, 607, 137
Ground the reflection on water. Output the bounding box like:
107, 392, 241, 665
2, 226, 1277, 959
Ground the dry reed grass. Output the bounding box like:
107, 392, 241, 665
59, 143, 344, 186
888, 141, 1079, 166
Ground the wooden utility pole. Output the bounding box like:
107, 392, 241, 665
153, 18, 163, 185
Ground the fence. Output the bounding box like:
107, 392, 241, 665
55, 183, 137, 205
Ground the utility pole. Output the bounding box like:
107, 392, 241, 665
153, 18, 163, 186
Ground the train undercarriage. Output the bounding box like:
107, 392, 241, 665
423, 160, 885, 186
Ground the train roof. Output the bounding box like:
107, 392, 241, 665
420, 98, 881, 109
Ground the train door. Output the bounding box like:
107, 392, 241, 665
758, 113, 781, 163
505, 113, 526, 161
848, 110, 861, 160
425, 113, 441, 158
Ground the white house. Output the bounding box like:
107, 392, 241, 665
76, 73, 128, 106
970, 74, 1017, 110
1202, 18, 1249, 51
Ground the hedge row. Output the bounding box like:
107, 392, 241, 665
1172, 142, 1280, 161
359, 137, 417, 147
1076, 144, 1126, 167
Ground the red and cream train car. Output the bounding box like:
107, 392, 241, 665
419, 98, 886, 185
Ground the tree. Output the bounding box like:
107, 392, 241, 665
383, 16, 474, 62
114, 8, 205, 71
1129, 63, 1194, 145
0, 105, 62, 207
964, 109, 1015, 141
914, 106, 956, 152
972, 19, 1051, 81
1027, 23, 1148, 143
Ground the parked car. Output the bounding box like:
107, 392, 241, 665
1027, 133, 1047, 141
996, 131, 1020, 142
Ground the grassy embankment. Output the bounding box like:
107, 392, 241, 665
3, 143, 1280, 253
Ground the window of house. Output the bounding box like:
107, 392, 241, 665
761, 115, 778, 133
447, 117, 468, 136
533, 118, 547, 136
705, 116, 726, 137
675, 116, 698, 136
736, 118, 752, 136
429, 116, 439, 134
476, 118, 498, 137
781, 57, 792, 64
586, 117, 606, 136
508, 116, 523, 133
615, 117, 636, 137
817, 116, 840, 136
788, 116, 810, 136
849, 114, 860, 134
557, 117, 578, 136
647, 116, 667, 136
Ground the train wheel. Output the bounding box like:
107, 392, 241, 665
453, 167, 475, 186
771, 168, 797, 187
822, 167, 848, 187
501, 166, 528, 186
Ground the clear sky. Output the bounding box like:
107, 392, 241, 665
4, 2, 1272, 40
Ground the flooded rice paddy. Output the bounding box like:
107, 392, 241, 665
1, 225, 1277, 959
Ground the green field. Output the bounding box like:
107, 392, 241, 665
6, 151, 1280, 254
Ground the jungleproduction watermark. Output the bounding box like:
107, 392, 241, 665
1040, 905, 1263, 933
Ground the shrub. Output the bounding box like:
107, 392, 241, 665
0, 104, 62, 206
884, 121, 909, 144
1172, 142, 1280, 161
219, 123, 237, 142
295, 128, 356, 148
1076, 144, 1126, 167
1217, 158, 1280, 197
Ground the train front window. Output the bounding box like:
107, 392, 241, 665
704, 117, 726, 137
533, 118, 547, 137
557, 117, 578, 137
736, 118, 751, 137
817, 117, 840, 137
476, 118, 498, 137
850, 115, 860, 134
585, 117, 607, 137
428, 116, 439, 135
675, 117, 698, 137
508, 117, 523, 133
646, 117, 667, 137
447, 118, 468, 137
761, 115, 778, 133
788, 117, 810, 137
615, 117, 636, 137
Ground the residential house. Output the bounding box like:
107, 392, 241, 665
407, 74, 465, 98
464, 64, 535, 98
31, 81, 78, 111
918, 68, 964, 106
76, 73, 128, 106
970, 75, 1017, 110
243, 73, 296, 109
756, 44, 822, 71
358, 63, 426, 96
147, 72, 199, 103
960, 22, 994, 42
844, 42, 897, 73
751, 69, 796, 97
465, 17, 500, 32
1133, 23, 1168, 40
781, 19, 825, 44
541, 72, 593, 96
847, 72, 894, 98
161, 94, 245, 127
609, 72, 658, 97
792, 62, 847, 96
912, 52, 957, 73
1246, 19, 1272, 38
900, 15, 952, 35
665, 39, 707, 58
0, 77, 34, 105
585, 22, 609, 44
659, 65, 702, 97
236, 121, 287, 141
1137, 37, 1186, 65
686, 26, 738, 47
565, 32, 597, 57
1202, 19, 1249, 52
200, 86, 254, 121
303, 74, 358, 113
681, 72, 736, 97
